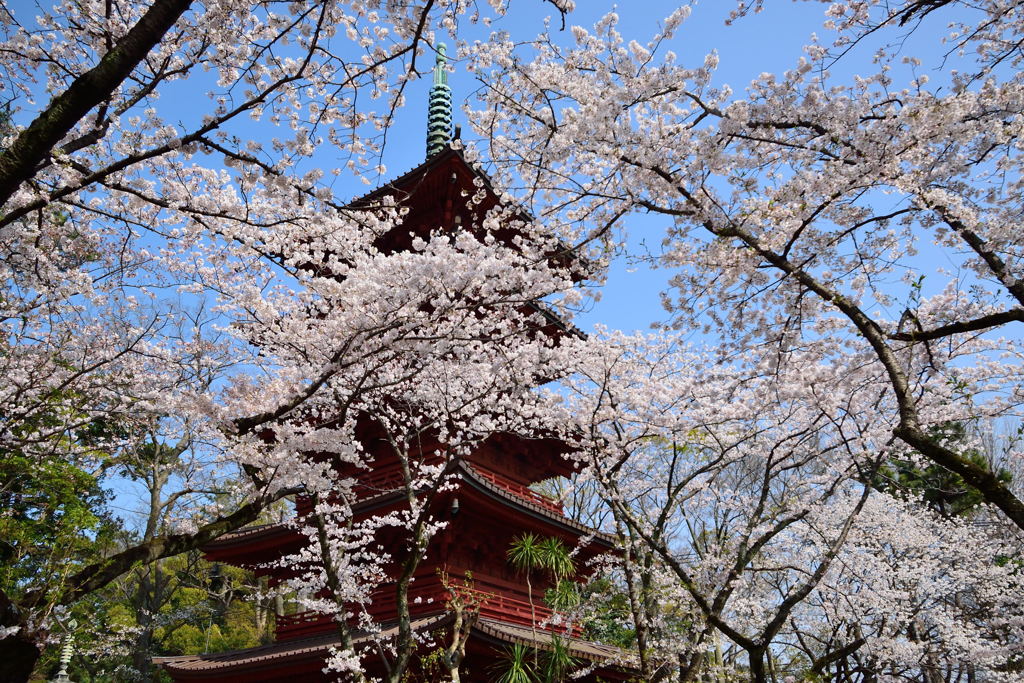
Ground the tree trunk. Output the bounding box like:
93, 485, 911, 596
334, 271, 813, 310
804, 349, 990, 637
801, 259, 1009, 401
309, 496, 367, 683
0, 588, 40, 683
0, 633, 41, 683
132, 566, 156, 679
747, 648, 767, 683
676, 647, 705, 683
442, 579, 479, 683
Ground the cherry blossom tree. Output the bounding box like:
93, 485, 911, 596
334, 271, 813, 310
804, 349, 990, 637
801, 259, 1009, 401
468, 2, 1024, 679
555, 331, 1024, 681
6, 0, 1023, 681
469, 0, 1024, 528
787, 494, 1024, 682
557, 332, 884, 680
0, 0, 579, 679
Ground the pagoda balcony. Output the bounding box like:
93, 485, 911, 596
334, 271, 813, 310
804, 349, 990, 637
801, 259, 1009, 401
469, 465, 563, 515
275, 573, 580, 642
293, 461, 563, 518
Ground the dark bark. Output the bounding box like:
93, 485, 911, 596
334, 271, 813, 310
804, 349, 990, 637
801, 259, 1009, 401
0, 589, 41, 683
23, 486, 297, 611
676, 647, 706, 683
894, 424, 1024, 528
748, 648, 767, 683
898, 0, 957, 26
811, 637, 867, 676
888, 308, 1024, 342
0, 0, 193, 207
0, 633, 40, 683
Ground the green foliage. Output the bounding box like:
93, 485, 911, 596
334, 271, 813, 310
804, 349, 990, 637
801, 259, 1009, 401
491, 643, 537, 683
871, 422, 1012, 518
507, 533, 545, 576
538, 538, 575, 581
544, 580, 581, 612
537, 636, 579, 682
58, 554, 273, 681
400, 631, 448, 683
0, 403, 120, 603
150, 555, 273, 655
489, 638, 581, 683
507, 534, 575, 581
0, 453, 108, 588
161, 598, 266, 654
502, 535, 584, 682
579, 577, 636, 649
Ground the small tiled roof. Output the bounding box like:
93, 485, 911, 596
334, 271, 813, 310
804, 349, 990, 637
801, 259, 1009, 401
201, 523, 292, 550
154, 631, 338, 672
203, 488, 405, 552
347, 144, 498, 208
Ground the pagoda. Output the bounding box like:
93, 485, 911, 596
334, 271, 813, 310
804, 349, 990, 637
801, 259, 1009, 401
157, 46, 628, 682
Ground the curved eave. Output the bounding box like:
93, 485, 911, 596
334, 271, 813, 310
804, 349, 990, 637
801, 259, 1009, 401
202, 523, 303, 565
155, 630, 340, 680
474, 617, 629, 666
203, 460, 613, 568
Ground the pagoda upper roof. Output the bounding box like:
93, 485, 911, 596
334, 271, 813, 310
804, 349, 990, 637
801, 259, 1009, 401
204, 460, 614, 563
347, 144, 505, 210
346, 144, 590, 294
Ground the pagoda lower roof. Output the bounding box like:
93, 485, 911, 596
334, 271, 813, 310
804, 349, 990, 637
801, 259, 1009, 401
156, 614, 629, 679
474, 617, 624, 662
156, 615, 442, 677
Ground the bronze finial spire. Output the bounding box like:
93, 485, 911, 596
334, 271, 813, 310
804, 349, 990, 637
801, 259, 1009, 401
426, 43, 452, 158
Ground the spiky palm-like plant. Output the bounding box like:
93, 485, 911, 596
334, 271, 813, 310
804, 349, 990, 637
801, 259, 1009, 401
545, 580, 581, 613
508, 532, 545, 657
490, 643, 536, 683
538, 537, 574, 581
508, 533, 579, 672
539, 635, 579, 683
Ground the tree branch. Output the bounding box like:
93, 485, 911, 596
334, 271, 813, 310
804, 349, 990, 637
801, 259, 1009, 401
0, 0, 193, 206
889, 308, 1024, 342
23, 485, 299, 609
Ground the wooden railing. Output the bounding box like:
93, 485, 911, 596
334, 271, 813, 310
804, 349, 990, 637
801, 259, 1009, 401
275, 573, 581, 642
467, 574, 582, 637
470, 465, 564, 515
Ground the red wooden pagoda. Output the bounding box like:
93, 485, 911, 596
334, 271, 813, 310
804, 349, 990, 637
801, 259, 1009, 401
157, 46, 628, 683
